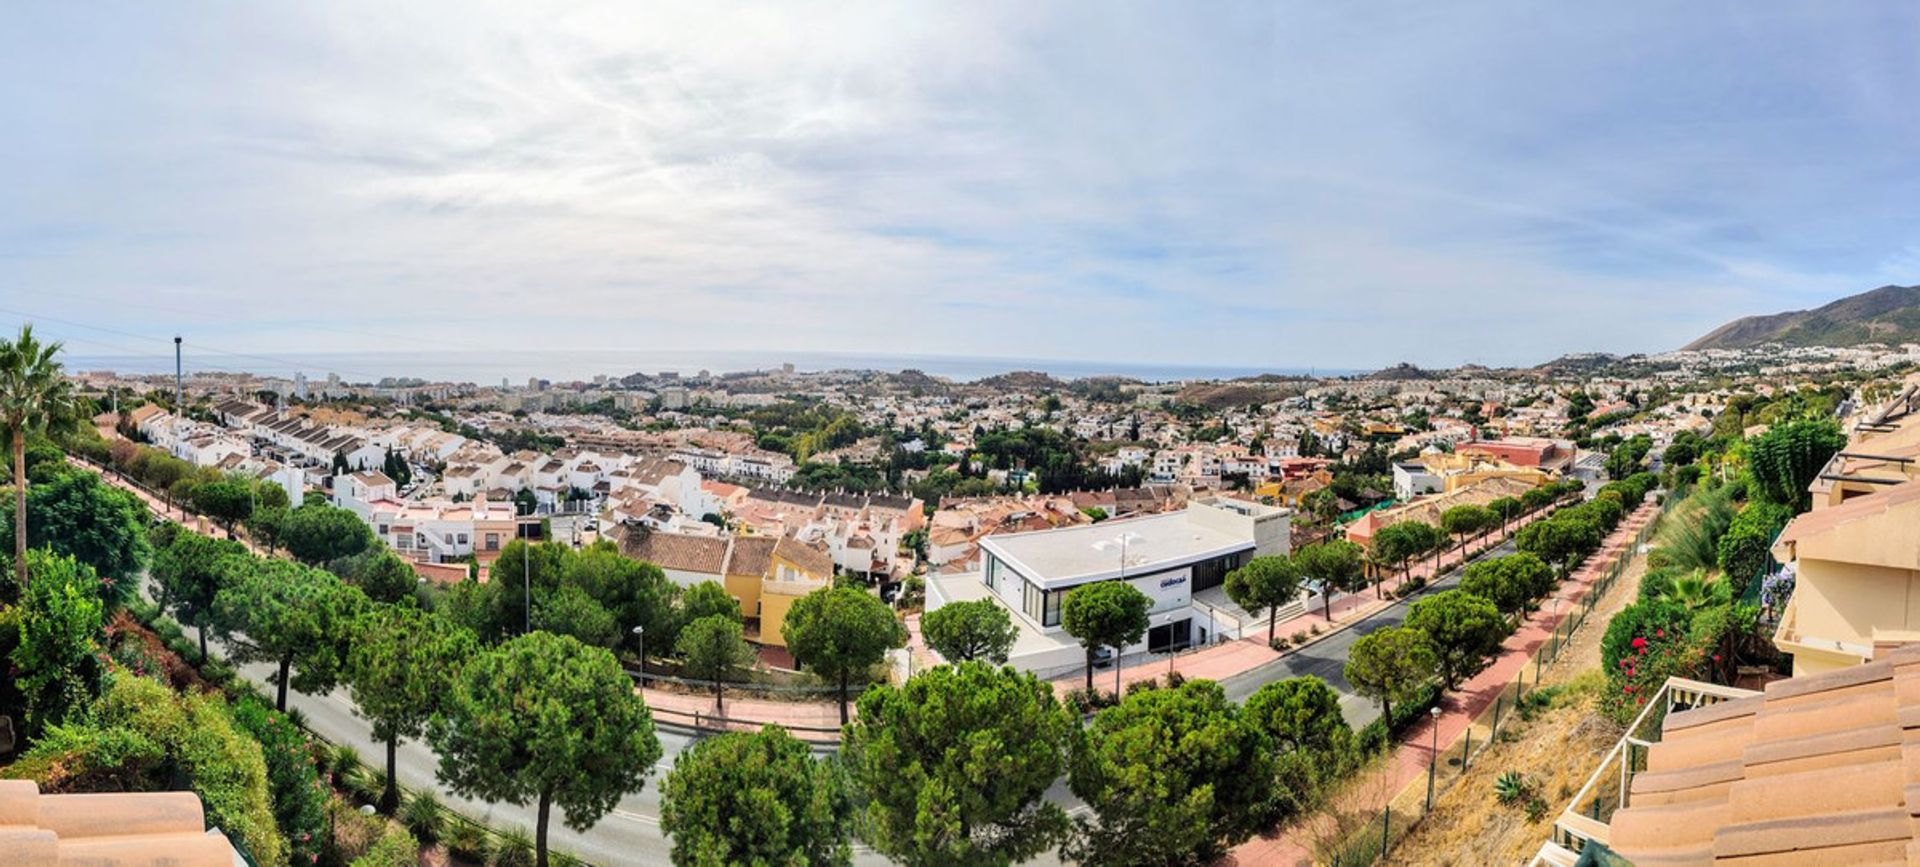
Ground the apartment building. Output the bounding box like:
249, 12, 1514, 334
1768, 380, 1920, 676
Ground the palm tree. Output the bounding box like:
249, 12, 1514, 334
1660, 570, 1731, 612
1, 325, 79, 588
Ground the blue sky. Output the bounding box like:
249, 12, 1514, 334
4, 2, 1919, 371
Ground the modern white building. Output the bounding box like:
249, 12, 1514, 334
931, 497, 1290, 675
1393, 460, 1443, 501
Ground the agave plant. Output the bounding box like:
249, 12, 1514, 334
1495, 770, 1531, 805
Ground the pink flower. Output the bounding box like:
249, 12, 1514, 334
1712, 654, 1722, 663
1655, 629, 1665, 639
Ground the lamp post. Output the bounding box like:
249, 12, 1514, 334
1092, 531, 1142, 699
523, 540, 532, 635
1165, 612, 1177, 678
631, 625, 647, 687
1427, 705, 1442, 810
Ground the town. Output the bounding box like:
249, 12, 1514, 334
10, 5, 1920, 867
7, 318, 1920, 865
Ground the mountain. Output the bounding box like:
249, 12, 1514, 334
1684, 284, 1920, 351
1363, 362, 1435, 381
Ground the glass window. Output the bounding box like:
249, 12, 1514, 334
1044, 589, 1064, 627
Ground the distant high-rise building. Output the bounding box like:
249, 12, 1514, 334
293, 371, 309, 399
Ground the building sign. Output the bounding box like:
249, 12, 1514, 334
1159, 575, 1187, 590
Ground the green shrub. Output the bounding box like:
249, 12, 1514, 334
343, 765, 385, 806
230, 696, 326, 866
7, 676, 287, 864
399, 791, 446, 844
444, 821, 492, 863
332, 743, 363, 776
494, 826, 536, 867
350, 823, 419, 867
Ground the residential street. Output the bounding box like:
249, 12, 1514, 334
139, 529, 1522, 866
1218, 535, 1524, 726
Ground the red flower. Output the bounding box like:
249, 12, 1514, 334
1637, 647, 1647, 656
1631, 637, 1648, 650
1637, 696, 1646, 705
1712, 654, 1722, 663
1655, 629, 1665, 639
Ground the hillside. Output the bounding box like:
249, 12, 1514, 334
1684, 284, 1920, 350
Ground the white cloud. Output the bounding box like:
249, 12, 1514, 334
3, 1, 1919, 371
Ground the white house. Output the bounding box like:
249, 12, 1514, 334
928, 497, 1290, 675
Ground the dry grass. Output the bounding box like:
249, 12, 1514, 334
1383, 540, 1651, 865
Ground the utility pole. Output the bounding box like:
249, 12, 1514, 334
173, 336, 184, 412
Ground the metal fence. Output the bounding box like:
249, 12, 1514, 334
1320, 494, 1674, 866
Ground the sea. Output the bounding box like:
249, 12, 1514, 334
62, 349, 1357, 386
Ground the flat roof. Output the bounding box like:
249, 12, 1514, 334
980, 510, 1252, 589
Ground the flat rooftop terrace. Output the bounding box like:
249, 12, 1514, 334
980, 510, 1251, 588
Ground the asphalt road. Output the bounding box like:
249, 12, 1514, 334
1217, 534, 1524, 727
141, 533, 1517, 865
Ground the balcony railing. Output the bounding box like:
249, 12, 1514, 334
1537, 676, 1759, 865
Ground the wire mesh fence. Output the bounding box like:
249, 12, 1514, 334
1321, 495, 1672, 866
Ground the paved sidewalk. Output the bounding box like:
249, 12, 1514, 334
1047, 506, 1559, 698
1231, 500, 1658, 865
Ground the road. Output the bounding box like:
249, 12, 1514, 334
1217, 534, 1524, 727
142, 532, 1518, 865
140, 576, 728, 866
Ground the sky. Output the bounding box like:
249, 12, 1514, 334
4, 2, 1920, 373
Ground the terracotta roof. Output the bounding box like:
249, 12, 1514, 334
618, 525, 729, 575
1609, 645, 1920, 865
726, 536, 777, 577
1776, 478, 1920, 550
773, 537, 834, 577
0, 780, 238, 865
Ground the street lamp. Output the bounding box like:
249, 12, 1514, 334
1092, 531, 1143, 699
1427, 705, 1442, 810
1164, 612, 1177, 678
631, 625, 647, 687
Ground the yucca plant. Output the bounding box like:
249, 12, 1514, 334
444, 821, 492, 864
343, 765, 385, 805
332, 744, 362, 777
493, 827, 536, 867
400, 791, 446, 845
1495, 770, 1530, 805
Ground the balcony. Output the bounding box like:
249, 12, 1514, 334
1534, 677, 1760, 866
1770, 588, 1872, 674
